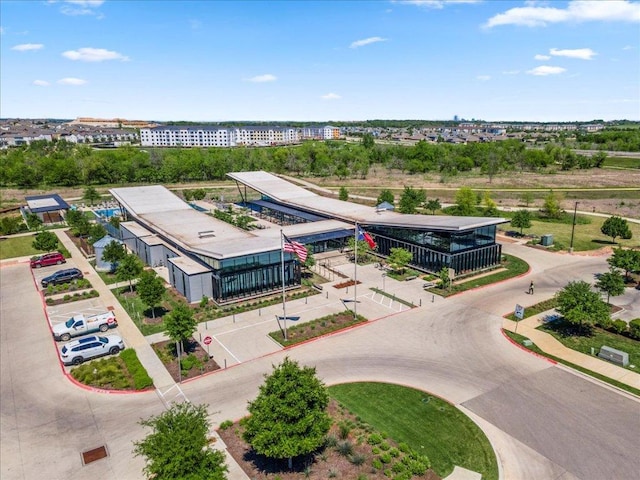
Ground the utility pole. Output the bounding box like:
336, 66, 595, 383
569, 201, 579, 254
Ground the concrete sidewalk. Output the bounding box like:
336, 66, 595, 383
503, 312, 640, 391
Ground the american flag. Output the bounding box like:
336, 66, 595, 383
283, 234, 308, 262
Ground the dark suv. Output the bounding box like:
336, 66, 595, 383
41, 268, 84, 288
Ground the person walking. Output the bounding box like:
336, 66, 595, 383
529, 281, 534, 295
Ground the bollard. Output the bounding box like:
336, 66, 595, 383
432, 295, 435, 303
259, 308, 261, 316
233, 313, 236, 323
199, 332, 202, 342
326, 291, 328, 299
224, 358, 227, 369
419, 299, 422, 307
305, 297, 308, 304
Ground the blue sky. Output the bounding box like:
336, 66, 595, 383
1, 0, 639, 122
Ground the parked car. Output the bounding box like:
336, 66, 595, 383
41, 268, 83, 288
30, 252, 66, 268
52, 311, 117, 342
59, 334, 124, 366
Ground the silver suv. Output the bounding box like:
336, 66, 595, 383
59, 334, 124, 366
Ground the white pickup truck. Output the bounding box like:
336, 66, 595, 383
52, 312, 117, 341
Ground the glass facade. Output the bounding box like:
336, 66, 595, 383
368, 225, 501, 274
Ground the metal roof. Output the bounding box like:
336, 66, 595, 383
25, 194, 70, 213
248, 199, 327, 222
227, 171, 507, 232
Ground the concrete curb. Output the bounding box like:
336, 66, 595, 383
500, 328, 557, 365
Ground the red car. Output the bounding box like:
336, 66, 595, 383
30, 252, 66, 268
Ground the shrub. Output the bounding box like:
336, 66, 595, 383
393, 472, 411, 480
391, 461, 406, 473
389, 448, 400, 458
338, 421, 351, 439
367, 433, 383, 445
120, 348, 153, 389
180, 353, 204, 372
199, 296, 209, 308
629, 318, 640, 339
372, 459, 383, 470
610, 319, 628, 335
336, 440, 353, 456
379, 441, 391, 451
398, 442, 410, 453
380, 453, 392, 464
349, 453, 366, 466
372, 446, 381, 455
408, 459, 429, 476
325, 434, 338, 448
219, 420, 233, 430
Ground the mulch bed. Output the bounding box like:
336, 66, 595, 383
333, 280, 361, 289
218, 399, 441, 480
152, 338, 221, 382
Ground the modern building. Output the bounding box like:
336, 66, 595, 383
22, 194, 70, 224
109, 172, 506, 304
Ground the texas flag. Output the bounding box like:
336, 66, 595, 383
357, 226, 376, 249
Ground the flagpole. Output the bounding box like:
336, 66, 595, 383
280, 229, 287, 341
354, 222, 358, 320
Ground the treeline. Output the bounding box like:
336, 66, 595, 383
573, 128, 640, 152
0, 138, 606, 188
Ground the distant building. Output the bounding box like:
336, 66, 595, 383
23, 194, 70, 224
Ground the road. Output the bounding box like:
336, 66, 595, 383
1, 243, 639, 480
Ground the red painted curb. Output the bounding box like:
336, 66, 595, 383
500, 328, 557, 365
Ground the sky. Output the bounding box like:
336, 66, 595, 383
1, 0, 639, 122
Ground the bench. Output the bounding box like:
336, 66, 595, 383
312, 283, 323, 291
423, 281, 436, 289
597, 345, 629, 367
405, 275, 417, 281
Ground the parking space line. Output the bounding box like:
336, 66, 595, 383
212, 335, 241, 364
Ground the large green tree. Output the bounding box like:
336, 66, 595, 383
425, 198, 441, 215
242, 357, 331, 470
137, 270, 166, 318
600, 216, 632, 244
88, 223, 107, 245
607, 247, 640, 281
542, 191, 563, 219
376, 189, 395, 206
454, 187, 477, 216
398, 186, 426, 214
101, 240, 127, 272
596, 268, 625, 304
116, 253, 144, 292
555, 280, 610, 332
133, 402, 227, 480
511, 209, 532, 235
32, 231, 59, 252
83, 186, 101, 206
164, 303, 197, 352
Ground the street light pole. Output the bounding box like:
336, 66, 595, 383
569, 201, 579, 254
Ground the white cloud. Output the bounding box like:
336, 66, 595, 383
622, 45, 635, 50
60, 0, 105, 16
550, 47, 596, 60
350, 36, 387, 48
534, 54, 551, 60
12, 43, 44, 51
526, 65, 567, 76
476, 75, 491, 81
484, 0, 640, 28
57, 77, 87, 85
502, 70, 520, 75
246, 74, 277, 83
189, 19, 202, 30
32, 80, 50, 86
397, 0, 481, 9
321, 93, 341, 100
62, 47, 129, 62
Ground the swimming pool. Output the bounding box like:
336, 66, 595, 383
94, 208, 123, 219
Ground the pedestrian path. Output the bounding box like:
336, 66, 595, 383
503, 311, 640, 391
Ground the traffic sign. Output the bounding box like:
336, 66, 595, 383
514, 304, 525, 320
203, 335, 212, 345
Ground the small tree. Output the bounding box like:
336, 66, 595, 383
520, 191, 534, 207
101, 241, 126, 272
338, 186, 349, 201
377, 189, 395, 206
116, 253, 144, 292
511, 209, 532, 235
454, 187, 477, 216
596, 268, 625, 304
542, 191, 562, 219
83, 186, 101, 206
388, 247, 412, 274
482, 192, 499, 217
137, 270, 166, 318
164, 303, 197, 353
25, 213, 43, 231
425, 198, 441, 215
438, 266, 451, 291
346, 236, 372, 263
32, 231, 59, 252
555, 280, 610, 333
302, 246, 316, 271
242, 357, 331, 470
398, 186, 426, 214
133, 402, 228, 480
608, 247, 640, 281
88, 223, 107, 245
601, 216, 632, 244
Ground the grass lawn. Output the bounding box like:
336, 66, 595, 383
602, 157, 640, 169
428, 253, 529, 297
113, 288, 167, 336
503, 330, 640, 397
502, 215, 640, 251
538, 319, 640, 370
329, 382, 498, 480
0, 235, 40, 259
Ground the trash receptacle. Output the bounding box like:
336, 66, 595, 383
540, 234, 553, 246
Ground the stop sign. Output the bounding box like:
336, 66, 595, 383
203, 335, 212, 345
